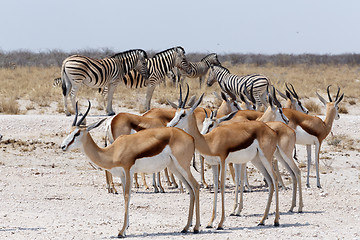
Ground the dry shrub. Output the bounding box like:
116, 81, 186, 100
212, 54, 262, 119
0, 97, 20, 114
339, 106, 348, 114
304, 100, 321, 114
349, 99, 356, 105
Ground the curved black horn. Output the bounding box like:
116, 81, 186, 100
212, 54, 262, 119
204, 108, 208, 118
272, 86, 282, 108
181, 83, 189, 108
327, 85, 332, 102
178, 84, 183, 108
72, 102, 79, 126
77, 100, 91, 126
335, 86, 340, 101
289, 83, 299, 99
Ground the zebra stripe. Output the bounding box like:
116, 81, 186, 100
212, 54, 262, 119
53, 77, 62, 87
60, 49, 149, 116
100, 46, 192, 112
169, 53, 221, 87
207, 65, 270, 107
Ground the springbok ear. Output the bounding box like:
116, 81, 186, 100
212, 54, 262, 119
218, 110, 238, 124
190, 93, 204, 113
276, 89, 287, 100
186, 95, 197, 108
167, 99, 179, 109
335, 93, 344, 105
87, 118, 107, 132
316, 92, 327, 106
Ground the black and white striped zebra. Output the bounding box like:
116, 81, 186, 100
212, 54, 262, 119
60, 49, 149, 116
99, 46, 192, 112
169, 53, 221, 88
207, 65, 270, 108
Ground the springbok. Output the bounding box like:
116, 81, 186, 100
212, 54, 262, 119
283, 85, 344, 188
61, 101, 200, 237
167, 87, 280, 230
201, 109, 303, 216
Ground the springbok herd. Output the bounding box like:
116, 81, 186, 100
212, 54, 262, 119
59, 52, 345, 238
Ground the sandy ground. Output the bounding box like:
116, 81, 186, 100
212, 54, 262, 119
0, 100, 360, 240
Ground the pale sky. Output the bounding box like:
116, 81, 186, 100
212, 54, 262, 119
1, 0, 359, 54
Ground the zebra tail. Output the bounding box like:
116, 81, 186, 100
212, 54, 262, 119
61, 77, 67, 96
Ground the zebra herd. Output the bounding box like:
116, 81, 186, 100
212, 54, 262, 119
54, 46, 270, 116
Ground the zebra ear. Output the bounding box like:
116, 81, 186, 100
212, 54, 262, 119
167, 99, 179, 109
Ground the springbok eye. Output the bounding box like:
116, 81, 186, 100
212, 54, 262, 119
180, 113, 186, 118
74, 131, 80, 137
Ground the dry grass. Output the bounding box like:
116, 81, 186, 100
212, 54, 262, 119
0, 64, 355, 115
304, 100, 322, 114
0, 97, 20, 114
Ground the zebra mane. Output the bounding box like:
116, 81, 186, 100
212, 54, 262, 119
153, 46, 185, 58
214, 64, 230, 74
110, 49, 147, 59
201, 53, 217, 62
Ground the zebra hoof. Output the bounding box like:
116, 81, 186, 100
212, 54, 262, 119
107, 112, 116, 116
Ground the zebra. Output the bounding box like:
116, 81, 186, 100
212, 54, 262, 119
169, 53, 221, 88
60, 49, 149, 116
207, 65, 270, 108
100, 46, 192, 112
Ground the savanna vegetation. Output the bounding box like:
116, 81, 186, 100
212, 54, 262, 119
0, 49, 358, 114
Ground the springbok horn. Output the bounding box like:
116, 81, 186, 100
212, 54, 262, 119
178, 84, 183, 108
210, 110, 214, 119
289, 83, 299, 99
272, 86, 282, 108
327, 85, 332, 102
72, 102, 79, 126
335, 87, 340, 101
181, 83, 190, 108
213, 109, 218, 118
204, 109, 208, 118
77, 100, 91, 126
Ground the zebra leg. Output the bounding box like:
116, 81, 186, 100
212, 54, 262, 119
144, 85, 156, 112
199, 76, 204, 88
105, 83, 117, 116
69, 84, 80, 116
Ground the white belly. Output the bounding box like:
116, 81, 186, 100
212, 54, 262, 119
295, 126, 319, 145
131, 146, 172, 174
226, 140, 259, 164
202, 140, 259, 165
109, 146, 172, 176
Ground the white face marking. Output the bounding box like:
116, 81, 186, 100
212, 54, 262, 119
167, 109, 187, 129
61, 128, 83, 151
200, 118, 216, 134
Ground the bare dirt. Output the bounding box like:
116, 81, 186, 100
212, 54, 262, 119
0, 101, 360, 239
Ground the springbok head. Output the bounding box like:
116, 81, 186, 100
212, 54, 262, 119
316, 85, 344, 120
61, 101, 106, 152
